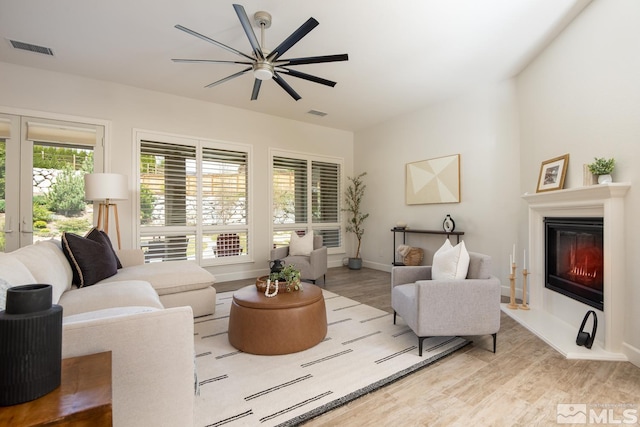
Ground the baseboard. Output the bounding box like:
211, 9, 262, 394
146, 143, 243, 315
623, 342, 640, 368
209, 268, 266, 283
363, 260, 392, 272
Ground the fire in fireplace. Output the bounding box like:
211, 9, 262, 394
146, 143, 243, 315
545, 217, 604, 311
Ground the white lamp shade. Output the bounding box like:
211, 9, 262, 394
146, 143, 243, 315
84, 173, 128, 201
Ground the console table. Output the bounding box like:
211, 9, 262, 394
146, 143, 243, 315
391, 227, 465, 265
0, 351, 112, 426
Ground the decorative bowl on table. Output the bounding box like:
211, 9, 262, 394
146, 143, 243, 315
256, 276, 302, 293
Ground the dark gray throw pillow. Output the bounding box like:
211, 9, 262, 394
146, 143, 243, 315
62, 230, 119, 287
85, 228, 122, 269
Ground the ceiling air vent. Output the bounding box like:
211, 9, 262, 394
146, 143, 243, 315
307, 110, 328, 117
9, 39, 54, 56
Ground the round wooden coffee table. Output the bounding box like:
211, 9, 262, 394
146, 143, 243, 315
227, 283, 327, 355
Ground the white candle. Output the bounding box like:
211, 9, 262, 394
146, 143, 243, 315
523, 249, 526, 270
512, 244, 516, 265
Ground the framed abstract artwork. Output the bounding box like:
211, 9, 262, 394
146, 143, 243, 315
536, 154, 569, 193
406, 154, 460, 205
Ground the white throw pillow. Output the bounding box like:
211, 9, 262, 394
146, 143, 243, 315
432, 240, 470, 280
289, 231, 314, 256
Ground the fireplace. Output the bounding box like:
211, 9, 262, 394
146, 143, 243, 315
511, 183, 630, 360
545, 217, 603, 311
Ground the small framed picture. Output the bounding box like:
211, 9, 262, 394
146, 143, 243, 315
537, 154, 569, 192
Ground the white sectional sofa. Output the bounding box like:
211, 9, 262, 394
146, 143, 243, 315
0, 239, 217, 426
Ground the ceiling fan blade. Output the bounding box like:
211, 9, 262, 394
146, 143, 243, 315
251, 79, 262, 100
204, 67, 252, 88
268, 18, 319, 62
172, 59, 253, 65
276, 68, 336, 87
273, 72, 301, 101
175, 24, 254, 61
278, 54, 349, 67
232, 4, 264, 61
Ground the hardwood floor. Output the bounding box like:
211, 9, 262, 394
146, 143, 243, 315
215, 267, 640, 426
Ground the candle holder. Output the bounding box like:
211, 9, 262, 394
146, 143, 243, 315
508, 262, 518, 309
520, 269, 530, 310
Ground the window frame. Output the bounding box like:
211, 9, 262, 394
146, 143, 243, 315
135, 130, 252, 266
269, 148, 344, 255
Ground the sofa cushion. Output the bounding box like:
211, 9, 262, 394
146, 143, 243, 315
432, 239, 470, 280
289, 231, 314, 256
0, 279, 10, 311
0, 254, 40, 310
62, 231, 119, 287
63, 306, 161, 324
97, 261, 215, 296
467, 252, 493, 280
0, 253, 38, 285
58, 280, 163, 317
7, 240, 72, 304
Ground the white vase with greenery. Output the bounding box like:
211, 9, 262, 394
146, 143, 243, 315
342, 172, 369, 270
587, 157, 615, 184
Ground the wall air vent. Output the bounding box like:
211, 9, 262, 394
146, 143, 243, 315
307, 110, 328, 117
9, 39, 54, 56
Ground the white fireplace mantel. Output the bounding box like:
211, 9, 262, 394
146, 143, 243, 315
502, 183, 630, 361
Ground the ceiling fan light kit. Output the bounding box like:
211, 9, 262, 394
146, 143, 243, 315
173, 3, 348, 101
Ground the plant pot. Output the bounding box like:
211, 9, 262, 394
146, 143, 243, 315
597, 174, 612, 184
348, 257, 362, 270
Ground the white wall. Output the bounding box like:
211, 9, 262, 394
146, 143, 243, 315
354, 81, 522, 284
516, 0, 640, 363
0, 61, 354, 281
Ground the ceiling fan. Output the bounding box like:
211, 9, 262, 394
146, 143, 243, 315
172, 4, 349, 101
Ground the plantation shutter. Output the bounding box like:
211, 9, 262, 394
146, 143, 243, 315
312, 161, 339, 223
312, 161, 341, 247
202, 147, 248, 226
273, 156, 308, 225
140, 140, 197, 227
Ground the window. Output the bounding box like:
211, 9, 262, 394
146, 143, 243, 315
138, 132, 250, 264
272, 151, 342, 250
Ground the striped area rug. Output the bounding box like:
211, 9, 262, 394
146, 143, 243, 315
194, 289, 469, 427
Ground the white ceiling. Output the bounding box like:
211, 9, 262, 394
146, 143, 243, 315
0, 0, 591, 131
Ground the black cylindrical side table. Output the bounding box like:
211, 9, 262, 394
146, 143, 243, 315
0, 284, 63, 406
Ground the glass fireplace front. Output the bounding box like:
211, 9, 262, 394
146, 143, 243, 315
545, 217, 604, 311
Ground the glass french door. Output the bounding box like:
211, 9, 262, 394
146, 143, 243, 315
0, 113, 104, 252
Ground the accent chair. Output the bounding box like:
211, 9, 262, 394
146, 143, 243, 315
270, 235, 327, 284
391, 251, 501, 356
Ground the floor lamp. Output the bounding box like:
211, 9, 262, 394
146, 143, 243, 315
84, 173, 128, 249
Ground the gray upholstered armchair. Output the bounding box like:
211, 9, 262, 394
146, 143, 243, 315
391, 251, 501, 356
270, 235, 327, 284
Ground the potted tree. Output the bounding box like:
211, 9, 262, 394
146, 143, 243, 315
342, 172, 369, 270
587, 157, 615, 184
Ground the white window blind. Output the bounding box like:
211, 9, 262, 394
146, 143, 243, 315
0, 118, 10, 139
140, 140, 197, 227
139, 137, 250, 264
26, 122, 98, 146
202, 147, 248, 226
273, 156, 307, 225
312, 160, 341, 248
272, 154, 341, 249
